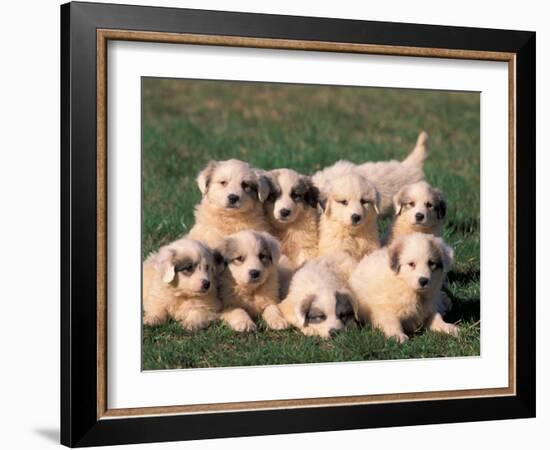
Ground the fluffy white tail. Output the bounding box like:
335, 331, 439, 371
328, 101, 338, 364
402, 131, 428, 167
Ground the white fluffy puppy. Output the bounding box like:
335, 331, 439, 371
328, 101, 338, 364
350, 233, 458, 343
385, 181, 447, 244
313, 131, 428, 216
142, 238, 223, 331
218, 230, 289, 332
188, 159, 272, 248
317, 173, 381, 261
262, 168, 319, 267
279, 254, 358, 339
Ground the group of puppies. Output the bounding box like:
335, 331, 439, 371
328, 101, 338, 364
143, 131, 459, 342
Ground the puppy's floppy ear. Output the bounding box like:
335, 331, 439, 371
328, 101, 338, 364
388, 240, 403, 273
303, 177, 320, 208
393, 185, 407, 216
212, 249, 227, 273
295, 294, 315, 328
196, 161, 218, 195
259, 232, 281, 263
154, 247, 176, 283
433, 188, 447, 220
433, 237, 454, 272
336, 291, 360, 321
256, 174, 272, 202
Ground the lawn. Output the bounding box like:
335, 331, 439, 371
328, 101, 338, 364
142, 78, 480, 370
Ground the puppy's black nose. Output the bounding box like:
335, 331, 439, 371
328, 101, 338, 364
418, 277, 429, 287
201, 279, 211, 291
415, 212, 425, 221
249, 269, 261, 280
280, 208, 291, 218
351, 213, 362, 224
228, 194, 240, 205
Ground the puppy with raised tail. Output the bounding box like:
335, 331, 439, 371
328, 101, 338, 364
317, 173, 381, 261
188, 159, 272, 248
350, 233, 458, 343
218, 230, 289, 332
143, 238, 223, 331
279, 254, 358, 339
313, 131, 428, 217
385, 181, 447, 244
262, 168, 320, 267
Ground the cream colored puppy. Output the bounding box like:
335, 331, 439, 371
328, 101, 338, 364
385, 181, 447, 244
143, 238, 222, 331
188, 159, 272, 248
279, 255, 358, 338
317, 173, 381, 261
263, 168, 319, 267
218, 230, 289, 332
313, 131, 428, 217
350, 233, 458, 343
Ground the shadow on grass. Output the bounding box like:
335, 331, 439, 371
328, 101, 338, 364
447, 268, 480, 285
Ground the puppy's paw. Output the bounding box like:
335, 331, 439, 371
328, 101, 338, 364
436, 322, 460, 337
302, 327, 320, 337
180, 312, 210, 332
388, 332, 409, 343
231, 316, 257, 333
263, 305, 289, 330
223, 309, 257, 332
143, 314, 164, 326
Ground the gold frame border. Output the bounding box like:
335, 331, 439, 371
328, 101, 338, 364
96, 29, 517, 420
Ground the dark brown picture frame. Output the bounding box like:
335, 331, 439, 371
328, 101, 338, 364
61, 1, 535, 447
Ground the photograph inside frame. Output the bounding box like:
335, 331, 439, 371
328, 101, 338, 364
141, 77, 480, 370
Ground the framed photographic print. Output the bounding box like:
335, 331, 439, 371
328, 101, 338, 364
61, 1, 536, 447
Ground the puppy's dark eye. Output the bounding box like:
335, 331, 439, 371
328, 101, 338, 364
232, 256, 245, 264
259, 253, 271, 264
428, 260, 439, 270
337, 200, 348, 206
242, 182, 252, 192
291, 193, 302, 201
175, 263, 194, 274
426, 202, 433, 208
219, 180, 227, 187
408, 262, 416, 269
408, 202, 415, 208
307, 313, 326, 324
360, 199, 371, 205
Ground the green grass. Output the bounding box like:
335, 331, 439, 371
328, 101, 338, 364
142, 78, 480, 370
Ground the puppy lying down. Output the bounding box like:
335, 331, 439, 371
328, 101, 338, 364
188, 159, 272, 249
218, 230, 289, 332
350, 233, 458, 343
279, 253, 359, 339
142, 238, 222, 331
313, 131, 428, 217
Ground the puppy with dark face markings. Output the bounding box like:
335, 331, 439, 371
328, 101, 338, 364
279, 254, 359, 339
317, 172, 381, 261
262, 168, 320, 267
142, 238, 223, 331
350, 233, 458, 343
384, 181, 447, 244
313, 131, 428, 217
218, 230, 289, 332
188, 159, 273, 249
